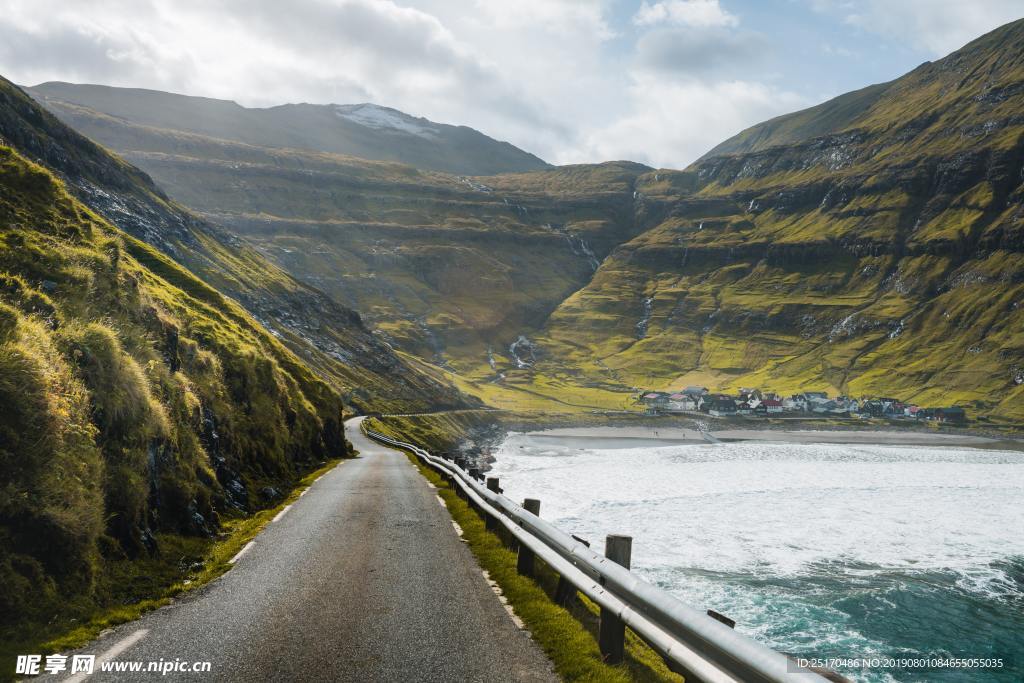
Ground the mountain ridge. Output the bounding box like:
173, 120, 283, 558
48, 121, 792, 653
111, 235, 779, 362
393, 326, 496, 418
28, 81, 550, 176
528, 17, 1024, 419
701, 17, 1024, 159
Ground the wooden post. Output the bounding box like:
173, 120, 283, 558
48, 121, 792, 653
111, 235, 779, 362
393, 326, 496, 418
453, 458, 467, 499
554, 576, 575, 606
599, 535, 632, 664
556, 535, 589, 605
516, 498, 541, 576
485, 478, 500, 532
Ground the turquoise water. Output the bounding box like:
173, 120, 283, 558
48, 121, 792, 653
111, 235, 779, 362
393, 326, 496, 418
491, 436, 1024, 682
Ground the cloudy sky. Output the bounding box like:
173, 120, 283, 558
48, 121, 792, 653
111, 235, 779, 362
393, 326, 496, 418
1, 0, 1021, 168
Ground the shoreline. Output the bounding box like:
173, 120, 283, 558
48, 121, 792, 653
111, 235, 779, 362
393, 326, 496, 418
521, 424, 1024, 450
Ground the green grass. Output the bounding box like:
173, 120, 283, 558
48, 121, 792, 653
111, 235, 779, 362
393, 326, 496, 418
0, 457, 342, 681
399, 442, 682, 683
0, 143, 348, 660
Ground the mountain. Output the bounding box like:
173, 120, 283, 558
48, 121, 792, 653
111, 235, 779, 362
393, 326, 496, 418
27, 82, 550, 176
699, 80, 894, 159
1, 76, 465, 413
0, 70, 473, 648
22, 18, 1024, 423
532, 18, 1024, 419
21, 82, 652, 379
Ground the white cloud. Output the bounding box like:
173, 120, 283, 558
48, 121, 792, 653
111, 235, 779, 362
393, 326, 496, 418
0, 0, 814, 169
811, 0, 1022, 55
573, 76, 805, 168
467, 0, 615, 40
633, 0, 739, 29
820, 42, 858, 58
636, 26, 770, 78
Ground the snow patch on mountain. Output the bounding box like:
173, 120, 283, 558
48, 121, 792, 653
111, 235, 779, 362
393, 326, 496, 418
333, 104, 440, 139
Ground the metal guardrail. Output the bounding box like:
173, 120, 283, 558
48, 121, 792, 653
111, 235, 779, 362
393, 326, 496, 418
364, 428, 829, 683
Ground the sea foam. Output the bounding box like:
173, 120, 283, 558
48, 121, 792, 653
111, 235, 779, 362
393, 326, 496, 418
491, 434, 1024, 682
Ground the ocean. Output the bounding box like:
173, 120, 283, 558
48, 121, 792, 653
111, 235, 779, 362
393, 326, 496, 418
489, 433, 1024, 682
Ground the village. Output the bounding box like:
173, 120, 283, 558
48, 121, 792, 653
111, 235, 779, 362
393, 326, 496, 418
637, 386, 968, 424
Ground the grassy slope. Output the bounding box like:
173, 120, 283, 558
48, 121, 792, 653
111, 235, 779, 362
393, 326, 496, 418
532, 19, 1024, 423
25, 98, 649, 375
1, 75, 463, 414
0, 144, 347, 651
699, 80, 894, 159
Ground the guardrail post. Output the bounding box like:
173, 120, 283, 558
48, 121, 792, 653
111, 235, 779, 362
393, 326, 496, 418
707, 609, 735, 629
556, 535, 589, 606
516, 498, 541, 576
485, 478, 500, 532
452, 458, 467, 500
599, 535, 632, 664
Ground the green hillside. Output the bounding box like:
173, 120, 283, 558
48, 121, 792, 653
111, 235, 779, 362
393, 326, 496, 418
1, 76, 464, 413
16, 94, 649, 373
700, 81, 894, 159
0, 142, 344, 638
533, 18, 1024, 420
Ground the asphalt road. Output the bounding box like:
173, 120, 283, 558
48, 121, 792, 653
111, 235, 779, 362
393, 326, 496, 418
60, 417, 556, 682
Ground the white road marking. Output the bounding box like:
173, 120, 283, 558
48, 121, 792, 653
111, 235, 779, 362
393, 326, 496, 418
481, 570, 525, 629
272, 504, 292, 523
451, 520, 464, 537
230, 541, 255, 564
64, 629, 149, 683
426, 482, 436, 489
435, 494, 447, 508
